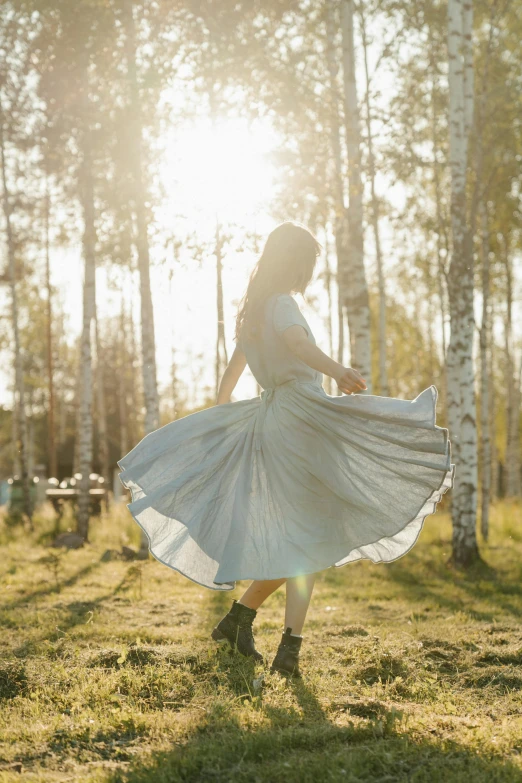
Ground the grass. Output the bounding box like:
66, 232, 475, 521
0, 499, 521, 782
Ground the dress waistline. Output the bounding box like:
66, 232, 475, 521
254, 379, 321, 450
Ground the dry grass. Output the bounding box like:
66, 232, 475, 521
0, 499, 521, 782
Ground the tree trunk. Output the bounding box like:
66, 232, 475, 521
122, 0, 159, 556
323, 232, 334, 395
76, 126, 96, 542
447, 0, 479, 566
429, 48, 448, 409
0, 101, 32, 525
119, 299, 128, 460
360, 9, 387, 396
11, 387, 20, 476
95, 314, 110, 509
73, 351, 82, 477
325, 2, 349, 378
214, 219, 228, 399
490, 298, 499, 500
479, 201, 491, 539
122, 0, 160, 440
503, 237, 521, 497
340, 0, 372, 389
27, 389, 35, 481
44, 179, 58, 479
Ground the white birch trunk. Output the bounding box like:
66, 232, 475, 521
447, 0, 479, 565
360, 9, 387, 396
0, 102, 32, 525
340, 0, 372, 389
325, 2, 349, 377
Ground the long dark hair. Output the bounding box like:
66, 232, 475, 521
235, 221, 321, 343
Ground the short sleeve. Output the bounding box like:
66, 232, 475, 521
273, 295, 310, 337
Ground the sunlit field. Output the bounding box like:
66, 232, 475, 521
1, 500, 521, 782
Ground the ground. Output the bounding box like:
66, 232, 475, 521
0, 499, 521, 782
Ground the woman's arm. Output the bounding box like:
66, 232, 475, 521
282, 325, 367, 394
216, 345, 247, 404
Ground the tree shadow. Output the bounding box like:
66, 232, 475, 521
105, 672, 522, 783
9, 568, 143, 658
0, 559, 101, 614
383, 554, 522, 623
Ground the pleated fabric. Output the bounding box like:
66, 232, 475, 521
118, 379, 455, 590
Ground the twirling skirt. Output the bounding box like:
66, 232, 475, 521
118, 381, 455, 590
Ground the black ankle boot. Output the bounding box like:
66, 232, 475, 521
211, 600, 263, 662
270, 627, 303, 677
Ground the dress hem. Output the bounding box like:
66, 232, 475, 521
118, 452, 455, 591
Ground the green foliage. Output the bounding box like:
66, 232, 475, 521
0, 500, 521, 781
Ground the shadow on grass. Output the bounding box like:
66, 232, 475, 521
9, 567, 144, 658
106, 680, 522, 783
383, 551, 522, 622
0, 560, 101, 614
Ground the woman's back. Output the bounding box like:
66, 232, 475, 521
239, 293, 322, 391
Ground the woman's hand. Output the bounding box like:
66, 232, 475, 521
334, 366, 368, 394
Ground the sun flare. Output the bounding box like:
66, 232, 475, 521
161, 116, 278, 222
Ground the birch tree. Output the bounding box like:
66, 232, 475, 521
446, 0, 479, 565
325, 2, 348, 369
360, 8, 387, 395
0, 99, 32, 524
340, 0, 372, 389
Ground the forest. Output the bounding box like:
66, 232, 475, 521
0, 0, 520, 562
0, 1, 521, 780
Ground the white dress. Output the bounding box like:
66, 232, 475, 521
118, 294, 455, 590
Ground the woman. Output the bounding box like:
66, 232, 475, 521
119, 221, 455, 678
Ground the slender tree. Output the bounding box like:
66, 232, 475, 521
0, 98, 33, 525
214, 219, 228, 399
43, 173, 57, 478
121, 0, 160, 437
503, 234, 521, 498
95, 313, 110, 508
340, 0, 372, 388
325, 3, 348, 369
76, 113, 97, 541
446, 0, 479, 565
478, 200, 491, 539
360, 7, 387, 395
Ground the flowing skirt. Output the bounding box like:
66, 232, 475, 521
118, 381, 455, 590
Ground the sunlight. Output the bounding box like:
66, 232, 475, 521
161, 116, 278, 222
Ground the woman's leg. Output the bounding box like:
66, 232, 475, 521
238, 578, 286, 610
284, 572, 317, 635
